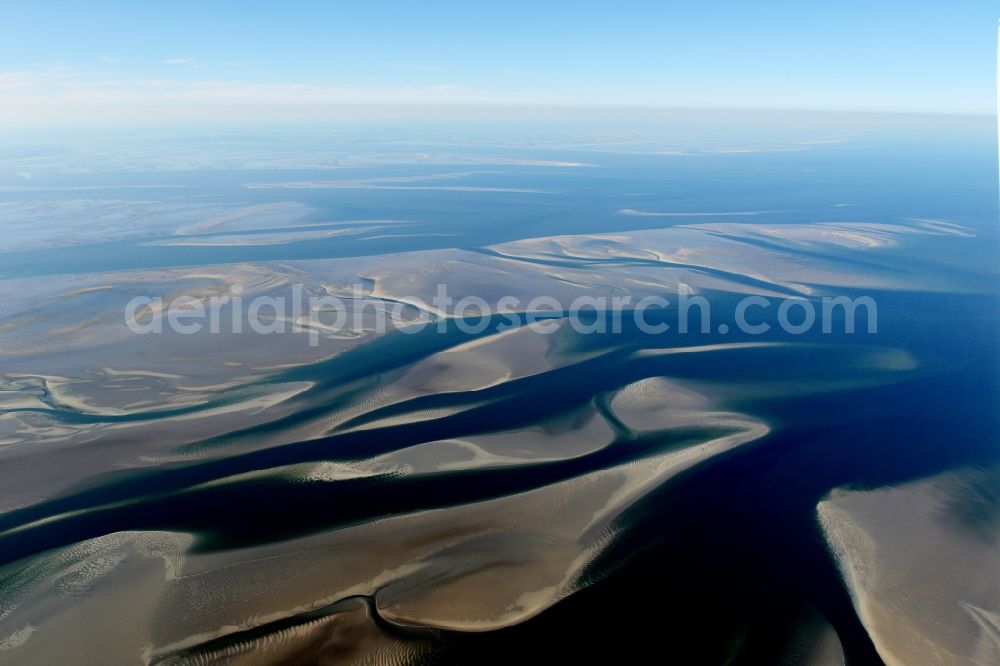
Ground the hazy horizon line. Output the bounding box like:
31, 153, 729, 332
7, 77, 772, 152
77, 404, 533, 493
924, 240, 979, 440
0, 102, 993, 136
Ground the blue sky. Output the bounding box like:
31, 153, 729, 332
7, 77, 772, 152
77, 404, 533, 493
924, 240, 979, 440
1, 1, 996, 126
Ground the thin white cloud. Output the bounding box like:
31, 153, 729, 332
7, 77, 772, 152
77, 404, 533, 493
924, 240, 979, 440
0, 69, 544, 126
0, 72, 42, 90
164, 57, 196, 65
387, 63, 448, 72
32, 63, 74, 78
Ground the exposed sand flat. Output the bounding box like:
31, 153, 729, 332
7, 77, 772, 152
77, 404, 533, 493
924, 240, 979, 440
244, 171, 556, 194
358, 403, 617, 473
617, 208, 785, 217
818, 466, 1000, 666
380, 154, 590, 166
244, 169, 572, 193
153, 596, 438, 665
485, 219, 993, 294
247, 182, 556, 194
272, 322, 607, 436
147, 226, 379, 247
1, 212, 978, 378
395, 323, 557, 392
771, 607, 846, 666
248, 171, 492, 188
609, 376, 713, 432
0, 531, 192, 664
176, 202, 313, 235
903, 218, 975, 236
0, 199, 232, 252
709, 219, 976, 250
